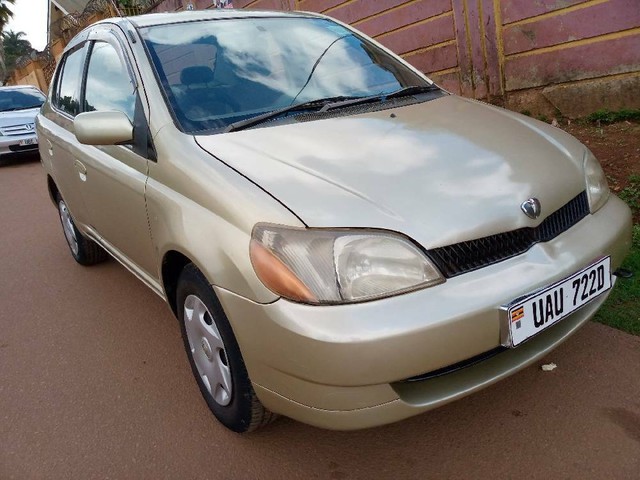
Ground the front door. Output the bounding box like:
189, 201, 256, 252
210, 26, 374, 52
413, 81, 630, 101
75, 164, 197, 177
75, 34, 157, 280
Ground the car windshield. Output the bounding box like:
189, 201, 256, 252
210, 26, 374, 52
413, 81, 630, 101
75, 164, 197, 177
140, 17, 431, 133
0, 88, 46, 112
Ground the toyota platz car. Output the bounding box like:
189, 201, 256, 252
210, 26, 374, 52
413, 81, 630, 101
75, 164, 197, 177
36, 10, 632, 433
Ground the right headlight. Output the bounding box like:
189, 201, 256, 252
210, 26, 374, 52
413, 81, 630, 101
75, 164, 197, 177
250, 224, 444, 304
583, 148, 610, 213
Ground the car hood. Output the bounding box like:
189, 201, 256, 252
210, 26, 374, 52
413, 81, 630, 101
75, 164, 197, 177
195, 95, 587, 248
0, 107, 39, 127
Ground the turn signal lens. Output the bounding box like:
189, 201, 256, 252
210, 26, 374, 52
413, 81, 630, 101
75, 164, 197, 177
249, 240, 317, 303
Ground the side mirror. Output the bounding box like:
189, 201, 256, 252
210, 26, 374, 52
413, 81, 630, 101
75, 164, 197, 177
74, 111, 133, 145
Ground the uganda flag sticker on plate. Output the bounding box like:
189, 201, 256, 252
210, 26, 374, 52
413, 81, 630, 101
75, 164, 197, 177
511, 306, 524, 329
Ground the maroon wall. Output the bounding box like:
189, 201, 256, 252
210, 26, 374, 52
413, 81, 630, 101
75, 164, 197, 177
150, 0, 640, 117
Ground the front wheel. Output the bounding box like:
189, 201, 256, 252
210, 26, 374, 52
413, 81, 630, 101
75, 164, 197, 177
176, 264, 276, 432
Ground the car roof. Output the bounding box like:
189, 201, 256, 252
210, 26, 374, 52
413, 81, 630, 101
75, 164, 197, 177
123, 9, 320, 29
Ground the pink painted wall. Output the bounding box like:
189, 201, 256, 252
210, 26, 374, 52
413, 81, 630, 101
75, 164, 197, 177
149, 0, 640, 116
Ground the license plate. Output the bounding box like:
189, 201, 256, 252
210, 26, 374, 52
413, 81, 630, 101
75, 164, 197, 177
503, 257, 611, 347
19, 137, 37, 146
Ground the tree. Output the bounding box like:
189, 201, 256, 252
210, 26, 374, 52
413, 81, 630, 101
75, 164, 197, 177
0, 0, 15, 32
0, 0, 15, 79
2, 30, 33, 78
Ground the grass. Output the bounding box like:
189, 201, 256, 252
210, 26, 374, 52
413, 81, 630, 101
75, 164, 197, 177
594, 231, 640, 335
586, 108, 640, 124
593, 176, 640, 335
618, 174, 640, 213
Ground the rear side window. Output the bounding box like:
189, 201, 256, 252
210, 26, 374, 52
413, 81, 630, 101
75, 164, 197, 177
55, 47, 85, 116
84, 42, 136, 121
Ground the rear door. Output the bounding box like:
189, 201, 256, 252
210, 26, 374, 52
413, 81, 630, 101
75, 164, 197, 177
39, 42, 91, 226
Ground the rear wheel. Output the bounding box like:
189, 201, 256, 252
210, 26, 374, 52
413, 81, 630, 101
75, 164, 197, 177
176, 264, 276, 432
56, 193, 107, 266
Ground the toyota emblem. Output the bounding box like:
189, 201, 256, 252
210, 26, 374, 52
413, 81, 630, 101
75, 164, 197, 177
521, 198, 542, 219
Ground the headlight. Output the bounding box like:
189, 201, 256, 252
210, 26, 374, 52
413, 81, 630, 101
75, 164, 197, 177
583, 149, 609, 213
250, 224, 444, 304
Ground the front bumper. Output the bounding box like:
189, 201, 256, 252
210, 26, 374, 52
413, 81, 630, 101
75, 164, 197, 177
0, 132, 39, 156
216, 196, 632, 430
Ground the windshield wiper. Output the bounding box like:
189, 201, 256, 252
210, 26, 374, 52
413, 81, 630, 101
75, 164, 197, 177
385, 84, 440, 99
315, 84, 441, 113
223, 95, 361, 133
223, 85, 440, 133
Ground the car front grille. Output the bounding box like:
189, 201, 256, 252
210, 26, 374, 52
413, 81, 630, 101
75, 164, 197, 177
427, 191, 590, 277
1, 123, 35, 136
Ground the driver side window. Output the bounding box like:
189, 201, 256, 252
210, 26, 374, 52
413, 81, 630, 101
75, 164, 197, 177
84, 41, 136, 121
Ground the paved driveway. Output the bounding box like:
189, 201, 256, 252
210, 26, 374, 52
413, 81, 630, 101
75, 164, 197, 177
1, 159, 639, 479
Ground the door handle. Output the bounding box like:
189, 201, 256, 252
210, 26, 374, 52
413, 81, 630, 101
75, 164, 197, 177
74, 159, 87, 182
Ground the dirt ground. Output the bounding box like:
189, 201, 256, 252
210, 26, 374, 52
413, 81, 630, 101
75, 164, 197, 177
562, 120, 640, 222
1, 159, 640, 479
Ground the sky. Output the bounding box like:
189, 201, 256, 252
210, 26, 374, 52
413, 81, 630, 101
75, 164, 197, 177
5, 0, 49, 51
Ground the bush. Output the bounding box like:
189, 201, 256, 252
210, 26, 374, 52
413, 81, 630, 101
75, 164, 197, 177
619, 174, 640, 214
586, 109, 640, 124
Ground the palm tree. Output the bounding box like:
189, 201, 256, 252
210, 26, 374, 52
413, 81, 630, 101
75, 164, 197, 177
0, 0, 15, 32
3, 30, 32, 68
0, 0, 16, 80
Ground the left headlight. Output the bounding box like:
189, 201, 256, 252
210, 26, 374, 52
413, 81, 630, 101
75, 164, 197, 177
250, 224, 445, 304
584, 148, 609, 213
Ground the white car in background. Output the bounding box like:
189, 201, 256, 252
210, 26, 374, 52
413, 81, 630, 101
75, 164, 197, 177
0, 85, 45, 158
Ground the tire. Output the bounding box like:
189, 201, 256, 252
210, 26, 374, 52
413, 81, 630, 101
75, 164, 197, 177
56, 193, 108, 266
176, 263, 276, 433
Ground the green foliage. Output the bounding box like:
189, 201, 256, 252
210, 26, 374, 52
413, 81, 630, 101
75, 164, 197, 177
619, 174, 640, 214
1, 30, 33, 76
596, 174, 640, 335
520, 109, 532, 117
586, 108, 640, 124
0, 0, 15, 32
595, 244, 640, 335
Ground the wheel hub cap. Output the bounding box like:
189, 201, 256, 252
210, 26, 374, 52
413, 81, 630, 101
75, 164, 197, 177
201, 337, 213, 361
183, 294, 232, 406
58, 200, 79, 256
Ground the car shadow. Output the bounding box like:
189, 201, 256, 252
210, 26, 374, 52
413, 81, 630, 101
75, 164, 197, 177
0, 152, 41, 168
